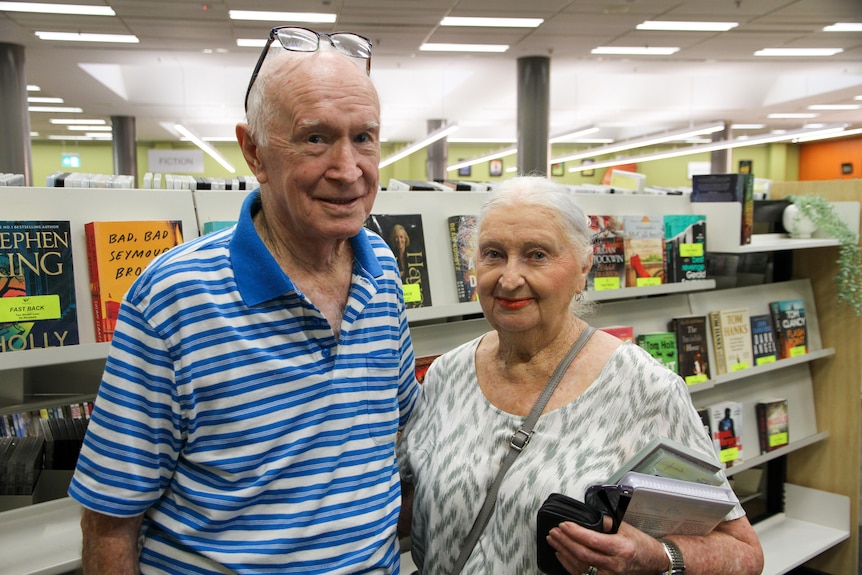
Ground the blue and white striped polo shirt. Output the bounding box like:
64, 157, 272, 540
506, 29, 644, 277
69, 190, 419, 575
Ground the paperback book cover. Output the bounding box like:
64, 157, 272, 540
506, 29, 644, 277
600, 325, 634, 342
708, 400, 744, 468
85, 220, 184, 342
708, 307, 754, 375
0, 220, 79, 352
756, 398, 789, 453
750, 313, 778, 365
447, 215, 479, 303
622, 215, 665, 287
414, 354, 441, 384
671, 316, 710, 384
691, 173, 754, 245
636, 332, 678, 374
606, 436, 723, 486
365, 214, 433, 308
663, 215, 707, 283
768, 299, 808, 359
613, 471, 736, 537
588, 215, 626, 291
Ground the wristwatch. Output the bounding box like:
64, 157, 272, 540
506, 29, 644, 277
658, 538, 685, 575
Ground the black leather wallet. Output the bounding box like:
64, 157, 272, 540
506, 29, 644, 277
536, 487, 631, 575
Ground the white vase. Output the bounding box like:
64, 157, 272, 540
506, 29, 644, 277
782, 204, 818, 239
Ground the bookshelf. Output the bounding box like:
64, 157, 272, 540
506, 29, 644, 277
0, 185, 857, 574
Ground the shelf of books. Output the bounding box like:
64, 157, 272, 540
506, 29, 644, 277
0, 183, 858, 574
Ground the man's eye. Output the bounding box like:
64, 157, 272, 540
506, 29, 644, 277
308, 135, 324, 144
355, 133, 371, 143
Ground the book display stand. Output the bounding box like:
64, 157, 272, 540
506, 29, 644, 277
0, 182, 858, 574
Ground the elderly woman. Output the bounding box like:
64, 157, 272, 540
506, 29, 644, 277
397, 176, 763, 575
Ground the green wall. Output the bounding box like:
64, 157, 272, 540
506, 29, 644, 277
31, 139, 799, 189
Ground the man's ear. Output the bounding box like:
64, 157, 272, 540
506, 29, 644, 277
235, 123, 267, 183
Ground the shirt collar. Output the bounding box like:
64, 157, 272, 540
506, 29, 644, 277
231, 190, 383, 306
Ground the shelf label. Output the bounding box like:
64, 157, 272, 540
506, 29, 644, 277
755, 355, 777, 366
731, 361, 750, 371
769, 432, 789, 448
679, 243, 704, 257
635, 277, 662, 287
0, 295, 61, 322
718, 446, 740, 463
402, 283, 421, 304
593, 277, 621, 291
789, 345, 807, 357
685, 373, 709, 385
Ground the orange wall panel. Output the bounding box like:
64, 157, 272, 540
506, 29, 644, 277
798, 136, 862, 181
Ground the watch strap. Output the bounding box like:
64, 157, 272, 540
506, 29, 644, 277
658, 538, 685, 575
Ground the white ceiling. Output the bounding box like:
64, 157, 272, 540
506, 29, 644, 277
2, 0, 862, 147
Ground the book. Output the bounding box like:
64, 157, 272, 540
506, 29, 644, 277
750, 313, 778, 366
202, 220, 236, 234
414, 354, 440, 384
622, 215, 665, 287
708, 307, 754, 375
614, 470, 737, 537
364, 214, 432, 308
708, 400, 744, 468
635, 332, 678, 373
691, 173, 754, 245
671, 316, 710, 384
0, 220, 80, 352
606, 436, 723, 486
600, 325, 634, 342
663, 214, 707, 283
756, 398, 789, 453
85, 220, 185, 342
769, 299, 808, 359
447, 215, 479, 303
588, 215, 626, 291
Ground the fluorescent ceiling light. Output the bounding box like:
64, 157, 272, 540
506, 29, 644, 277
229, 10, 335, 23
755, 48, 843, 56
35, 31, 139, 43
50, 118, 105, 125
637, 21, 738, 32
855, 96, 862, 101
27, 84, 40, 91
420, 43, 509, 53
30, 131, 38, 137
731, 124, 766, 130
549, 125, 600, 144
236, 39, 265, 48
67, 125, 111, 131
440, 17, 543, 28
551, 121, 726, 164
47, 135, 97, 141
447, 147, 517, 172
448, 137, 517, 144
29, 106, 83, 113
592, 46, 679, 56
28, 96, 63, 103
768, 113, 818, 119
794, 126, 862, 142
823, 23, 862, 32
565, 138, 614, 144
379, 124, 460, 168
85, 132, 112, 138
0, 2, 114, 15
565, 125, 847, 173
808, 104, 860, 110
174, 124, 236, 174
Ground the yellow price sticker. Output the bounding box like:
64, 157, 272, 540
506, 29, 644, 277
685, 373, 709, 385
679, 243, 704, 257
402, 283, 422, 304
593, 277, 620, 291
769, 432, 788, 448
636, 277, 662, 287
719, 446, 740, 463
789, 345, 807, 357
0, 295, 61, 322
755, 355, 777, 366
731, 362, 750, 372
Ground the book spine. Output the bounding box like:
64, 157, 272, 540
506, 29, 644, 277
756, 402, 769, 454
84, 223, 106, 343
709, 311, 726, 375
448, 216, 468, 303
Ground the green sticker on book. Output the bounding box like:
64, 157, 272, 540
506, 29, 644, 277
769, 432, 788, 448
755, 355, 777, 366
789, 345, 807, 357
402, 283, 421, 303
594, 277, 620, 291
718, 446, 739, 463
0, 295, 61, 322
636, 277, 662, 287
679, 243, 704, 257
731, 362, 750, 371
684, 373, 708, 385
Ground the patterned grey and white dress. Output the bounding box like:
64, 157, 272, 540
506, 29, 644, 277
398, 336, 744, 575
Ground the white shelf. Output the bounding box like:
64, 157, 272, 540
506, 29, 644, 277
685, 348, 835, 393
0, 497, 82, 575
0, 342, 110, 372
724, 431, 830, 477
755, 483, 850, 575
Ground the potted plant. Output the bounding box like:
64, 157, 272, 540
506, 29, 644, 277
784, 193, 862, 315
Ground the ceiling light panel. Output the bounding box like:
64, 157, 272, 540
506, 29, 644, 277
228, 10, 336, 23
35, 31, 139, 43
823, 23, 862, 32
0, 2, 115, 15
440, 17, 543, 28
637, 21, 738, 32
754, 48, 844, 56
420, 43, 509, 53
592, 47, 680, 56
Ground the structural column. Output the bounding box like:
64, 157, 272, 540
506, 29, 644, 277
0, 43, 33, 185
517, 56, 550, 177
111, 115, 138, 188
710, 120, 733, 173
426, 118, 447, 182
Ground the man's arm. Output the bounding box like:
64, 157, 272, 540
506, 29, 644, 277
81, 508, 145, 575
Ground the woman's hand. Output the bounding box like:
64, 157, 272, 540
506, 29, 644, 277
547, 519, 667, 575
